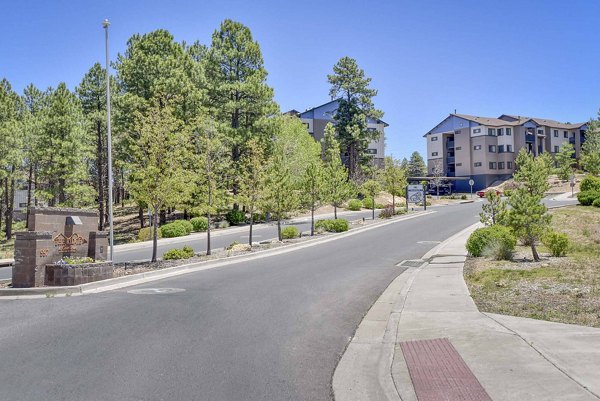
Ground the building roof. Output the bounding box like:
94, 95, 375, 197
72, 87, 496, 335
502, 115, 586, 130
298, 98, 389, 127
452, 113, 524, 127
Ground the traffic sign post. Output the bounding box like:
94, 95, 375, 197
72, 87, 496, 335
469, 179, 475, 199
570, 175, 576, 198
407, 184, 426, 211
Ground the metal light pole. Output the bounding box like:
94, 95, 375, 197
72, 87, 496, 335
103, 19, 115, 262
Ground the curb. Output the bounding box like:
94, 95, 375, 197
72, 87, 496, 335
1, 210, 436, 299
332, 222, 481, 401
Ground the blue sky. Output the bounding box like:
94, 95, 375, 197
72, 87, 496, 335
1, 0, 599, 159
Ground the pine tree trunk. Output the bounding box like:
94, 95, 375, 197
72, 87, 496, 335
6, 179, 14, 240
531, 241, 540, 262
277, 216, 282, 241
139, 207, 145, 229
248, 205, 254, 246
152, 209, 158, 262
58, 178, 66, 205
392, 194, 395, 214
26, 164, 33, 229
334, 205, 337, 220
120, 169, 125, 208
372, 201, 375, 220
311, 204, 315, 236
206, 213, 212, 256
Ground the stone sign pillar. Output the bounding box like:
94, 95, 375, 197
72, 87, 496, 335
12, 207, 109, 288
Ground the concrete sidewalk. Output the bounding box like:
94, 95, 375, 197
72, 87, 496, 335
334, 224, 600, 401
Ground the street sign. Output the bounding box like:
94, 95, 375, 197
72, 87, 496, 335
407, 185, 424, 204
468, 179, 474, 186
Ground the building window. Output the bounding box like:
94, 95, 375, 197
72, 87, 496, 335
488, 128, 496, 136
473, 128, 481, 134
497, 128, 504, 136
454, 130, 461, 135
498, 145, 505, 153
498, 162, 505, 170
474, 162, 482, 167
474, 145, 482, 150
303, 123, 310, 130
564, 131, 568, 138
554, 130, 559, 137
554, 146, 560, 153
366, 149, 377, 154
19, 203, 27, 208
431, 136, 438, 141
456, 163, 462, 167
489, 162, 497, 170
506, 128, 512, 136
507, 145, 513, 152
507, 161, 513, 169
431, 152, 438, 156
489, 145, 496, 153
537, 129, 544, 135
455, 146, 462, 150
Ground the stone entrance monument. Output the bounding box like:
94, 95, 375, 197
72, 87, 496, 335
12, 207, 109, 288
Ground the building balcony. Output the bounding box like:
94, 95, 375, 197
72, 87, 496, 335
446, 140, 455, 149
525, 134, 535, 143
569, 137, 576, 144
446, 156, 455, 164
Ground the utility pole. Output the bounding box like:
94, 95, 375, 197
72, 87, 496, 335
103, 19, 115, 262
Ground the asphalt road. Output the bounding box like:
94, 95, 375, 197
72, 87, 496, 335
0, 201, 483, 401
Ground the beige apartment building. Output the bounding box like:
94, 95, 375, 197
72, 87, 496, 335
424, 113, 588, 191
288, 99, 387, 167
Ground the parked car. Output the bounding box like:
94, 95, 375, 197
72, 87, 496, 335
477, 189, 503, 198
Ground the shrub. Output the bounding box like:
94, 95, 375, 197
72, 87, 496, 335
250, 212, 266, 223
216, 220, 230, 229
138, 227, 162, 242
466, 225, 516, 259
62, 256, 94, 265
542, 231, 569, 257
594, 198, 600, 208
461, 194, 468, 200
315, 218, 349, 233
226, 241, 240, 250
362, 197, 374, 209
163, 246, 195, 260
577, 191, 600, 206
160, 220, 193, 238
347, 199, 362, 211
226, 209, 246, 225
395, 209, 407, 215
375, 203, 385, 209
580, 175, 600, 192
190, 217, 209, 232
379, 205, 394, 219
281, 226, 300, 239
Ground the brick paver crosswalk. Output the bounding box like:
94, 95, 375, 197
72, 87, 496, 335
400, 338, 492, 401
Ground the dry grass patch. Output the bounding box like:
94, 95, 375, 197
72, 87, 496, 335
465, 205, 600, 327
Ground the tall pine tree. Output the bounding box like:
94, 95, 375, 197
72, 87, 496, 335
327, 57, 382, 180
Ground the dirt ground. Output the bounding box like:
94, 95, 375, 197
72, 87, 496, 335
464, 205, 600, 328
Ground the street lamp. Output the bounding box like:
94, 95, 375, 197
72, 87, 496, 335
103, 19, 115, 262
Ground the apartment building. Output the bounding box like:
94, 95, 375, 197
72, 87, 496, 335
289, 99, 387, 167
424, 113, 588, 191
